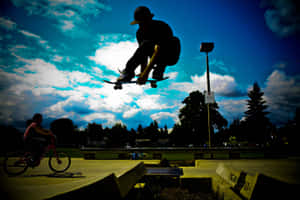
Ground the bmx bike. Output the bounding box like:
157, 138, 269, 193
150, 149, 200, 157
3, 135, 71, 176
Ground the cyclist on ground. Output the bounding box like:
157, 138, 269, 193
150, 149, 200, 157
23, 113, 54, 166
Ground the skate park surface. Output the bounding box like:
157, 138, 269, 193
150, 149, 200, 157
1, 158, 300, 199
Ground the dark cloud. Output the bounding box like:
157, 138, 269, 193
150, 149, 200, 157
219, 89, 247, 98
261, 0, 300, 37
264, 70, 300, 125
10, 0, 112, 37
64, 101, 94, 115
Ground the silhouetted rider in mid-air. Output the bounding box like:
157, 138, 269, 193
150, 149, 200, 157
117, 6, 180, 82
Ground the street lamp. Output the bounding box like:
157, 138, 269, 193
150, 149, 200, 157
200, 42, 214, 148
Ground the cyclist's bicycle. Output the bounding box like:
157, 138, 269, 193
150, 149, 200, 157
3, 135, 71, 176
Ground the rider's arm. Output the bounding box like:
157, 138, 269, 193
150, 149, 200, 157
33, 126, 53, 136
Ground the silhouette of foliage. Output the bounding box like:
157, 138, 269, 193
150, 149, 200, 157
171, 91, 227, 146
244, 82, 271, 144
50, 118, 75, 146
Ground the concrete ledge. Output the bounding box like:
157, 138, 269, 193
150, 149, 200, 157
212, 175, 242, 200
216, 163, 243, 188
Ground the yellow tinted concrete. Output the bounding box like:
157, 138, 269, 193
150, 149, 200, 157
195, 159, 300, 184
0, 159, 160, 200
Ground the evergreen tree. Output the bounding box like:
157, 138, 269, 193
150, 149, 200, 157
244, 82, 270, 144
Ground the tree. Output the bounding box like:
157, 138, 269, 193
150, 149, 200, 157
86, 123, 104, 141
228, 118, 246, 141
144, 120, 160, 144
108, 123, 129, 147
0, 125, 23, 152
279, 107, 300, 153
50, 118, 75, 146
172, 91, 227, 146
244, 82, 271, 144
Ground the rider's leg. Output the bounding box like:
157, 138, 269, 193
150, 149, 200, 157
152, 37, 180, 80
118, 40, 154, 81
152, 64, 167, 80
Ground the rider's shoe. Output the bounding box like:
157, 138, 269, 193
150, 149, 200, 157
28, 157, 40, 167
117, 70, 134, 82
152, 65, 166, 80
28, 158, 36, 167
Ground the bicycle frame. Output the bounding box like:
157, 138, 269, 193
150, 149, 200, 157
4, 135, 71, 176
21, 135, 59, 167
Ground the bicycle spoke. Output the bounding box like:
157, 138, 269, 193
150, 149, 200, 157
4, 152, 29, 176
49, 152, 71, 173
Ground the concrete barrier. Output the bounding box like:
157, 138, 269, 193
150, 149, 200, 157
216, 163, 243, 188
212, 175, 242, 200
240, 173, 293, 200
213, 164, 246, 200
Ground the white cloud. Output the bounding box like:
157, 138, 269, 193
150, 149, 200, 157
87, 84, 141, 113
218, 99, 247, 122
82, 112, 116, 126
46, 100, 69, 116
166, 71, 178, 80
136, 95, 173, 110
53, 55, 63, 62
60, 20, 75, 31
123, 107, 141, 118
264, 70, 300, 123
170, 72, 243, 97
68, 71, 92, 84
5, 56, 99, 98
10, 0, 111, 34
19, 30, 41, 39
90, 41, 138, 73
18, 58, 69, 88
0, 17, 17, 30
151, 112, 178, 123
2, 17, 52, 51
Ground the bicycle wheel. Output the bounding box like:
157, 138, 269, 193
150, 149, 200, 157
48, 152, 71, 173
3, 152, 29, 176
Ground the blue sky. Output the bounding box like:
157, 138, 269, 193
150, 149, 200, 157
1, 0, 300, 130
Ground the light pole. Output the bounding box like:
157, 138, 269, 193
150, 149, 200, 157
200, 42, 214, 148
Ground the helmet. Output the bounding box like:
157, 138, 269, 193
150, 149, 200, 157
130, 6, 154, 25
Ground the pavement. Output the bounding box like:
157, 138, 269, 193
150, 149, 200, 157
1, 158, 300, 200
0, 159, 159, 200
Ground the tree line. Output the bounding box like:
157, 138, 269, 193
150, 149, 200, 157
1, 82, 299, 152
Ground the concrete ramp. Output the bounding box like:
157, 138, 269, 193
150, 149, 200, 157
48, 162, 146, 199
0, 159, 154, 200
